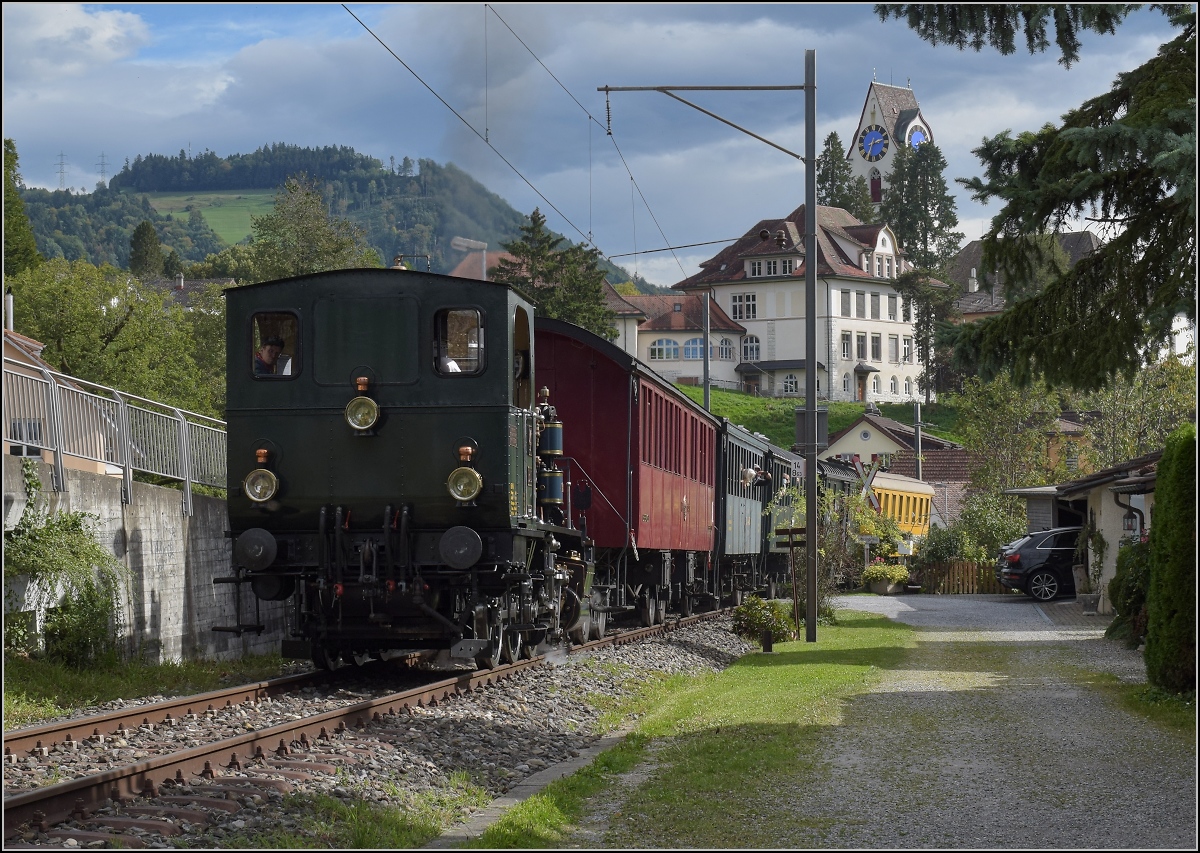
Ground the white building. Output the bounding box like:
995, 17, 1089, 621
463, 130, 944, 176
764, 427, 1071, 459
669, 203, 941, 403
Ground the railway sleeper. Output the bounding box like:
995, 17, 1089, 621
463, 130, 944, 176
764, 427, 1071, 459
47, 827, 148, 848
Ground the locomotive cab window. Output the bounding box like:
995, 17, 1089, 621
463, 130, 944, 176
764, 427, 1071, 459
252, 312, 298, 379
434, 308, 484, 376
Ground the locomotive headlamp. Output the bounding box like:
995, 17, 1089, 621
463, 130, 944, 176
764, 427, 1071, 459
243, 468, 279, 503
344, 396, 379, 430
446, 466, 484, 501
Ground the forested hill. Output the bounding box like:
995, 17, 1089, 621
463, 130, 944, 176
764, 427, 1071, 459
21, 143, 660, 288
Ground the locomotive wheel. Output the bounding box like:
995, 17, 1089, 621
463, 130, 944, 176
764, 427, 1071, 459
680, 592, 693, 617
655, 594, 667, 624
311, 644, 341, 672
638, 594, 657, 627
501, 627, 523, 664
590, 607, 608, 640
475, 618, 504, 669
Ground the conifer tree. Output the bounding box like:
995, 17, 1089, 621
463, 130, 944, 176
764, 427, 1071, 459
490, 209, 615, 339
129, 220, 164, 279
878, 4, 1196, 390
816, 133, 875, 222
4, 139, 43, 277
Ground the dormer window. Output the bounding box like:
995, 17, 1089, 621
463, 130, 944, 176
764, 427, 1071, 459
782, 258, 794, 274
765, 260, 778, 276
750, 261, 762, 277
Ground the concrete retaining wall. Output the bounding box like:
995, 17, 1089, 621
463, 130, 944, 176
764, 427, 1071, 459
3, 455, 288, 662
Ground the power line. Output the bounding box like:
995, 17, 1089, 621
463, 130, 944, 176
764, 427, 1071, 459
342, 4, 594, 255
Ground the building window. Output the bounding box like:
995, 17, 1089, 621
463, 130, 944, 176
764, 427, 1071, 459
683, 338, 706, 359
904, 377, 913, 396
871, 334, 882, 361
719, 338, 734, 360
856, 291, 866, 318
843, 373, 851, 393
876, 256, 883, 277
871, 292, 881, 319
888, 335, 899, 362
890, 375, 898, 394
649, 338, 679, 360
732, 293, 756, 320
782, 258, 794, 274
750, 261, 762, 277
841, 331, 852, 360
782, 374, 799, 393
903, 300, 913, 323
886, 256, 893, 278
872, 375, 881, 394
902, 337, 913, 363
888, 294, 897, 320
765, 259, 778, 275
856, 333, 867, 361
870, 168, 882, 203
742, 336, 761, 361
841, 290, 851, 317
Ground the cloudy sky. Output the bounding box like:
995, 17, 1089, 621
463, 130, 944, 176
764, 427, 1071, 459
2, 3, 1176, 286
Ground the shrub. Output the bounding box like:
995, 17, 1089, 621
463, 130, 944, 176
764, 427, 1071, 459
3, 461, 126, 663
1106, 537, 1151, 649
861, 562, 910, 586
1145, 423, 1196, 693
732, 596, 796, 644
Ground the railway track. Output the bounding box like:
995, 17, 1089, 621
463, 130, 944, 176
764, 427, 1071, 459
4, 611, 723, 847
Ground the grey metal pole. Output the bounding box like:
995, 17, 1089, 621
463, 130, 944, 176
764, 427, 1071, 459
703, 291, 711, 411
804, 49, 818, 643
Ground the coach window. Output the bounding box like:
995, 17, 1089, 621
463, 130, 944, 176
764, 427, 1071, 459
434, 308, 484, 375
252, 312, 299, 379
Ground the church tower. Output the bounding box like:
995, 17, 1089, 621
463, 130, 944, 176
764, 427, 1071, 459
846, 80, 934, 208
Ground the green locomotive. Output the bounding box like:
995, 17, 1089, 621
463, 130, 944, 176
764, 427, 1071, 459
220, 268, 593, 669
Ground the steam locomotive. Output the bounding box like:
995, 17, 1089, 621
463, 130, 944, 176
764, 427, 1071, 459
218, 268, 809, 670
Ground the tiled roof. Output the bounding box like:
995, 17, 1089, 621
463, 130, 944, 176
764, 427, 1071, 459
671, 204, 947, 291
602, 283, 647, 318
144, 276, 236, 309
865, 82, 922, 143
826, 413, 964, 452
625, 294, 745, 333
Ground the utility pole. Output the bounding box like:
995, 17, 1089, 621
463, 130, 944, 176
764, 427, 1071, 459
56, 152, 68, 190
600, 51, 820, 640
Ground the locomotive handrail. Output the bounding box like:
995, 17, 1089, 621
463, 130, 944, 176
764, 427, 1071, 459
2, 356, 226, 514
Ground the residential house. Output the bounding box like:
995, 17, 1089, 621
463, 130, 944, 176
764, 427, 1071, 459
822, 410, 968, 526
1009, 450, 1162, 614
622, 293, 745, 388
946, 231, 1104, 323
672, 204, 943, 402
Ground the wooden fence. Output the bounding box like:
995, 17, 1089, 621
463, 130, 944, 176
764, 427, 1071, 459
921, 561, 1014, 595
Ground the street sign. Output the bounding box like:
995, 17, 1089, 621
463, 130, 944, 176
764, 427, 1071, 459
859, 535, 880, 544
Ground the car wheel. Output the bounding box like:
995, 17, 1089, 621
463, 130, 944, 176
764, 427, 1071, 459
1028, 570, 1060, 601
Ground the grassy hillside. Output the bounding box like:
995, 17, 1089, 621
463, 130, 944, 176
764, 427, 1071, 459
673, 386, 962, 449
144, 189, 275, 246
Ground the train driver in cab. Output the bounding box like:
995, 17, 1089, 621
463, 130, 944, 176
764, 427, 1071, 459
254, 336, 286, 375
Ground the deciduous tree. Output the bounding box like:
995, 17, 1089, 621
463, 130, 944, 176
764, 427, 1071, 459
878, 4, 1197, 390
6, 258, 212, 414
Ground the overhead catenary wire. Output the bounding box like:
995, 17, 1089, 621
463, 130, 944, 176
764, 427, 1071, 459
345, 3, 688, 281
342, 4, 592, 254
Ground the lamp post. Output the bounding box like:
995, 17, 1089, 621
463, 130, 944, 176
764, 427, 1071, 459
450, 236, 488, 281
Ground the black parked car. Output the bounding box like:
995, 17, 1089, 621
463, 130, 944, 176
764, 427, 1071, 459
995, 526, 1082, 601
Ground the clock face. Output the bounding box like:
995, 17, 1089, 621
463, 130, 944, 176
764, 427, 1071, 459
909, 128, 927, 149
858, 124, 890, 162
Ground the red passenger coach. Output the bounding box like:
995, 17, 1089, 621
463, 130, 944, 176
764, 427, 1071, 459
535, 318, 719, 625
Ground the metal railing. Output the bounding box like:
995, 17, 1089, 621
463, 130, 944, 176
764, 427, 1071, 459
3, 357, 226, 515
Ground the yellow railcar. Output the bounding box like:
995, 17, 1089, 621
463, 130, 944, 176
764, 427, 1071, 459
870, 471, 936, 539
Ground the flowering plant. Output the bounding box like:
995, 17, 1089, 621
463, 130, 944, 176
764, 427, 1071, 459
861, 561, 910, 585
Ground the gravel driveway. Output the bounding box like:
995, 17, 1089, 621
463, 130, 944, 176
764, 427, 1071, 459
571, 595, 1197, 849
